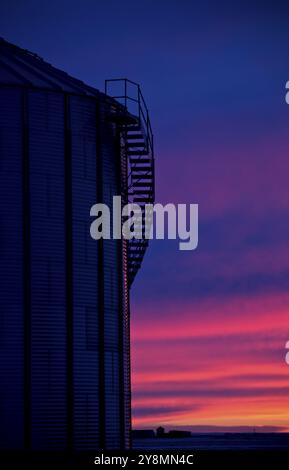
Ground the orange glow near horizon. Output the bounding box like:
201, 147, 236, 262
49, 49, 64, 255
131, 292, 289, 431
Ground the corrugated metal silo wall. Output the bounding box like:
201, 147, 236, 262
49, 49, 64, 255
0, 87, 24, 450
0, 86, 131, 450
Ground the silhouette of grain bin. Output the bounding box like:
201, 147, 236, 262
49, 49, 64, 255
0, 38, 154, 451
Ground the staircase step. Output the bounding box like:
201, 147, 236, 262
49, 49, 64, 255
126, 133, 143, 140
131, 180, 152, 185
133, 253, 146, 258
129, 259, 142, 264
129, 241, 148, 248
130, 165, 152, 171
133, 197, 154, 203
131, 171, 152, 176
129, 258, 143, 264
130, 253, 144, 258
133, 189, 154, 195
129, 266, 140, 272
131, 174, 152, 180
130, 158, 152, 164
126, 142, 146, 148
129, 263, 142, 269
132, 182, 153, 188
126, 124, 141, 132
129, 269, 141, 276
127, 150, 148, 156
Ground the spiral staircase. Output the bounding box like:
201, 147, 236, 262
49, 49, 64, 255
105, 79, 155, 286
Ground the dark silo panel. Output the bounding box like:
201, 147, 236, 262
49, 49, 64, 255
70, 96, 100, 450
0, 87, 24, 449
28, 90, 67, 449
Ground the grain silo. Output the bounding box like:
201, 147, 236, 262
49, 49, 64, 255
0, 38, 154, 451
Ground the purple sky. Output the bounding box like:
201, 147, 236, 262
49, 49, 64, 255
2, 0, 289, 430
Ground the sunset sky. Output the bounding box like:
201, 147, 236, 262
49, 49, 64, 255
2, 0, 289, 431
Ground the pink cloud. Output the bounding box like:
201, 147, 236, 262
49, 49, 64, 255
131, 291, 289, 428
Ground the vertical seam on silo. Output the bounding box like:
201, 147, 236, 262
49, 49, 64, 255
64, 93, 74, 450
96, 99, 105, 449
22, 88, 31, 451
117, 126, 126, 450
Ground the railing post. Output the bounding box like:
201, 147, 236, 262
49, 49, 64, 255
137, 85, 141, 122
146, 109, 149, 136
124, 79, 127, 110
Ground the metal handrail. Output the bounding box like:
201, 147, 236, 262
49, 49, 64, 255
105, 77, 140, 90
105, 78, 154, 158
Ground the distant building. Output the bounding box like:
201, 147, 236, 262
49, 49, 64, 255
155, 427, 192, 439
156, 426, 165, 437
0, 39, 154, 451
